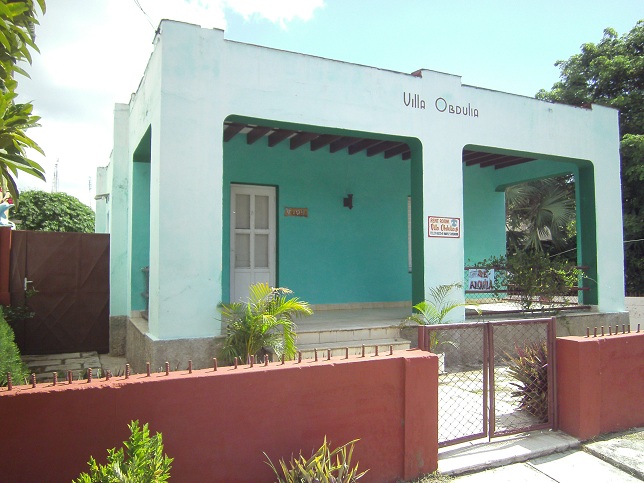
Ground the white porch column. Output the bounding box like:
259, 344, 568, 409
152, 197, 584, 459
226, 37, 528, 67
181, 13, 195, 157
148, 22, 225, 339
110, 104, 131, 316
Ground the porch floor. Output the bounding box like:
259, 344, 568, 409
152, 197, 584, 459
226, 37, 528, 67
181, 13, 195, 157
297, 307, 412, 332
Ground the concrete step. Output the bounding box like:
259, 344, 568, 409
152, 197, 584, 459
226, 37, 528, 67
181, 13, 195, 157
297, 337, 411, 360
296, 325, 402, 345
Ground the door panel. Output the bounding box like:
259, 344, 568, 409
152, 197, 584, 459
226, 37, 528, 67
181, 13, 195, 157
8, 231, 109, 354
230, 185, 276, 302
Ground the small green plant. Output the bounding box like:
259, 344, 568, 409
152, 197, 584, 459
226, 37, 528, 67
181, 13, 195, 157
505, 341, 549, 422
0, 310, 27, 386
73, 420, 172, 483
220, 283, 312, 364
407, 283, 478, 352
265, 437, 368, 483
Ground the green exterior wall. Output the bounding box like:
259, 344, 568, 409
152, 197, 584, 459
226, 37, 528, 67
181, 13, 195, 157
222, 133, 412, 304
131, 131, 151, 311
462, 165, 507, 266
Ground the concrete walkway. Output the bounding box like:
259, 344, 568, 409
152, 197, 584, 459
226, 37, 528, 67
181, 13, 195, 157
440, 428, 644, 482
21, 352, 127, 383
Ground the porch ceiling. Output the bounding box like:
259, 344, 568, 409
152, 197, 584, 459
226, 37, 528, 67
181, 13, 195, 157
223, 121, 412, 160
463, 149, 536, 170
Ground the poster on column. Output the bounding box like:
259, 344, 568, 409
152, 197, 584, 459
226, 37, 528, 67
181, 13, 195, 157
428, 216, 460, 238
468, 269, 495, 291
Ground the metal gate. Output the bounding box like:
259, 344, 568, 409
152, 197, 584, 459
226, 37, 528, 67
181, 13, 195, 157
9, 231, 109, 355
418, 318, 556, 447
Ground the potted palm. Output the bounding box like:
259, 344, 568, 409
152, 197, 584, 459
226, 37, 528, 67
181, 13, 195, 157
407, 282, 479, 372
220, 283, 313, 364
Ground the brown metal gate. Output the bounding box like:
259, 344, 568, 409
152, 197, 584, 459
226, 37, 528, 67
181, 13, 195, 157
9, 231, 109, 355
418, 318, 556, 447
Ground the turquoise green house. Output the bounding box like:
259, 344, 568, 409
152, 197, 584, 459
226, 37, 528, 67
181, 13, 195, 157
95, 20, 625, 368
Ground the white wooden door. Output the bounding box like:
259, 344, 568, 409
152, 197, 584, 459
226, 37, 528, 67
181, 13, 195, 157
230, 184, 276, 302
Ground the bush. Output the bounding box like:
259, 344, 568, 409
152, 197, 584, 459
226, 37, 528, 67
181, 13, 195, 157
471, 253, 586, 310
0, 309, 27, 386
73, 421, 172, 483
265, 437, 368, 483
505, 341, 549, 423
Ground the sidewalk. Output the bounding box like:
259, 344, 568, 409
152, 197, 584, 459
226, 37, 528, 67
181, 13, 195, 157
439, 428, 644, 482
21, 351, 127, 382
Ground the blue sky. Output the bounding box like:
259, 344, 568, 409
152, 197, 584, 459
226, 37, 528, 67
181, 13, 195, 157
17, 0, 643, 206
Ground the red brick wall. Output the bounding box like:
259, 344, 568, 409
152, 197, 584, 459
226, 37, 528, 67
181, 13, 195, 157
557, 332, 644, 440
0, 351, 438, 483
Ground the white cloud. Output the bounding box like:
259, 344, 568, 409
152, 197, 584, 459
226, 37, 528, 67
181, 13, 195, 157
15, 0, 324, 206
224, 0, 325, 28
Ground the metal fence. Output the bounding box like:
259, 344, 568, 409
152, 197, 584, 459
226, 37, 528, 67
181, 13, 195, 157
418, 318, 556, 447
464, 266, 588, 311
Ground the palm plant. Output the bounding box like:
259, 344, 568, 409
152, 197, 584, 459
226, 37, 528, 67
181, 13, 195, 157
408, 283, 478, 352
220, 283, 312, 364
505, 176, 576, 255
0, 1, 47, 200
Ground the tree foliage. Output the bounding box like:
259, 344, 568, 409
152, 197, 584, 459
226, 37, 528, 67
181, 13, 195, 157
536, 19, 644, 294
11, 189, 94, 232
0, 1, 46, 201
505, 176, 576, 257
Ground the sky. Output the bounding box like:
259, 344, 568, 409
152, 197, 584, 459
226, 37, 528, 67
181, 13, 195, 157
16, 0, 644, 208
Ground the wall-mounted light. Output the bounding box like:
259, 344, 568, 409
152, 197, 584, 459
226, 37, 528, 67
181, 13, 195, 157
343, 194, 353, 210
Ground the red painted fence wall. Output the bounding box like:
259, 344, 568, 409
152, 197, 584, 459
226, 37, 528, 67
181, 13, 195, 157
0, 351, 438, 483
557, 332, 644, 440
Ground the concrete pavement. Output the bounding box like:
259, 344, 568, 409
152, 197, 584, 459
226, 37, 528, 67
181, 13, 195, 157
439, 428, 644, 482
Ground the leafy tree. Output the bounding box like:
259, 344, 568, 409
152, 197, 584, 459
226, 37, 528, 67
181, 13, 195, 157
537, 19, 644, 294
0, 0, 47, 200
11, 189, 94, 232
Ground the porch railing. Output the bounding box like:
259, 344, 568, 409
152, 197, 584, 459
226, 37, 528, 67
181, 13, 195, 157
464, 265, 590, 312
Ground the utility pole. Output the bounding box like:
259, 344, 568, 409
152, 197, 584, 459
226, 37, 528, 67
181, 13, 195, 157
51, 159, 59, 193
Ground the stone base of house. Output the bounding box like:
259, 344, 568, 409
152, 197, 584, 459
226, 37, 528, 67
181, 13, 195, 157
124, 316, 223, 374
109, 316, 128, 356
555, 310, 630, 337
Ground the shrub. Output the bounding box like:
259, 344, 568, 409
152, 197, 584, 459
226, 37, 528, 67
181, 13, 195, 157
73, 421, 172, 483
505, 341, 549, 422
471, 253, 586, 311
220, 283, 312, 364
0, 309, 27, 386
265, 437, 368, 483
